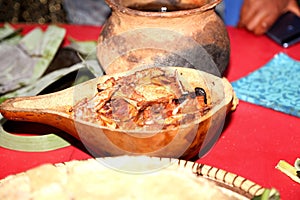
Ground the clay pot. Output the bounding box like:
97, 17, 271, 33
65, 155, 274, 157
97, 0, 230, 76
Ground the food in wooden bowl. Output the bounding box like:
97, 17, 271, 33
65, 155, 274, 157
0, 67, 238, 159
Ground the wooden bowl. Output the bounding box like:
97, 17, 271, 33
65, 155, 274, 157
0, 67, 238, 159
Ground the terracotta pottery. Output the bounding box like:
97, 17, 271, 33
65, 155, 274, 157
97, 0, 230, 76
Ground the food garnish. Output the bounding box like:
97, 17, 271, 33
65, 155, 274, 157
276, 159, 300, 184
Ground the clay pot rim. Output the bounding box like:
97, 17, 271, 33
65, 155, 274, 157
105, 0, 222, 17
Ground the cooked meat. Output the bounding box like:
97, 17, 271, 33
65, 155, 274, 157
72, 68, 211, 130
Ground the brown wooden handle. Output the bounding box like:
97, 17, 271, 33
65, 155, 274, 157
0, 94, 78, 139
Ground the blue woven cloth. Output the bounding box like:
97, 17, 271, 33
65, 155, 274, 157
232, 53, 300, 117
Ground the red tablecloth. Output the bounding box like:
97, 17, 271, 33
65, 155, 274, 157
1, 24, 300, 200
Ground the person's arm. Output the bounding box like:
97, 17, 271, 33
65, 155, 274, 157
237, 0, 300, 35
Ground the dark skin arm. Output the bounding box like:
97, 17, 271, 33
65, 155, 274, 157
237, 0, 300, 35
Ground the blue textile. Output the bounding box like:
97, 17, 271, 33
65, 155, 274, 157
232, 53, 300, 117
224, 0, 244, 26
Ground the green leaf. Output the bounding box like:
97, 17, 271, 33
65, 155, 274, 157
1, 61, 88, 99
18, 27, 44, 55
0, 23, 22, 45
68, 37, 97, 59
0, 23, 19, 41
0, 24, 104, 152
0, 97, 8, 104
29, 25, 66, 83
0, 119, 70, 152
252, 188, 280, 200
82, 59, 104, 77
0, 63, 85, 151
0, 25, 66, 94
0, 60, 103, 152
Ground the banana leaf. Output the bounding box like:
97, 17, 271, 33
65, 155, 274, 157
0, 23, 21, 43
0, 24, 104, 152
0, 59, 103, 151
0, 25, 65, 94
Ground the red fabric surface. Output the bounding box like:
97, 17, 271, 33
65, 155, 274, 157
0, 24, 300, 199
198, 27, 300, 200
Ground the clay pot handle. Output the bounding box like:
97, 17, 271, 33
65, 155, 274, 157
200, 0, 222, 11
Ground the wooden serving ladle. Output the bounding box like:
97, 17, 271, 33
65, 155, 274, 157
0, 67, 237, 159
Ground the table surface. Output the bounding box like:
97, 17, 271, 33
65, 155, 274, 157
0, 24, 300, 200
